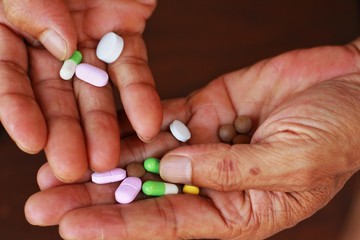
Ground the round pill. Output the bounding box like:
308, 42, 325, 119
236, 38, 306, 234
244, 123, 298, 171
91, 168, 126, 184
144, 157, 160, 174
75, 63, 109, 87
169, 120, 191, 142
115, 177, 142, 204
126, 162, 146, 178
218, 124, 237, 143
234, 116, 252, 134
142, 180, 179, 196
232, 134, 251, 144
183, 185, 200, 195
96, 32, 124, 64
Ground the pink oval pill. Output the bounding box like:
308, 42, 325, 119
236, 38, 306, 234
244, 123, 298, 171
91, 168, 126, 184
115, 177, 142, 204
75, 63, 109, 87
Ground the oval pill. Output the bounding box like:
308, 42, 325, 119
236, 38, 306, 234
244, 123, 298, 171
91, 168, 126, 184
183, 185, 200, 195
169, 120, 191, 142
142, 180, 179, 196
115, 177, 142, 204
96, 32, 124, 64
75, 63, 109, 87
59, 50, 83, 80
144, 157, 160, 174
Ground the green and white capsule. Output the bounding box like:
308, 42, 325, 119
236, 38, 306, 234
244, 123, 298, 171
142, 180, 179, 196
60, 50, 82, 80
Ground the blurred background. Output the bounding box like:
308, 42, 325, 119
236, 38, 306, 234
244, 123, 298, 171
1, 0, 359, 239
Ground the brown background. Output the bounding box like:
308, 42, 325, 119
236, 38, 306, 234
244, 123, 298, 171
0, 0, 359, 239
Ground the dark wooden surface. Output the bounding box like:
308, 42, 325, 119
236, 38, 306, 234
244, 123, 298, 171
1, 0, 359, 239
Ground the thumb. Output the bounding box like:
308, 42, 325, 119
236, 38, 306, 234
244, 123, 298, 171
159, 142, 330, 192
2, 0, 77, 60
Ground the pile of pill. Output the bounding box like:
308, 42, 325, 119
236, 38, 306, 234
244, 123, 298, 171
59, 32, 124, 87
91, 120, 199, 204
218, 115, 252, 144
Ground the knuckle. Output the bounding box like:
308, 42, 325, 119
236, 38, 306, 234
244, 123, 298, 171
213, 152, 241, 191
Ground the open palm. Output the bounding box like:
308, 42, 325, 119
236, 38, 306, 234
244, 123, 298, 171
0, 0, 162, 182
26, 40, 360, 239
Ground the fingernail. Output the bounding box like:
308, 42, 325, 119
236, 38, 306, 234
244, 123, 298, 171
160, 155, 192, 183
39, 29, 67, 60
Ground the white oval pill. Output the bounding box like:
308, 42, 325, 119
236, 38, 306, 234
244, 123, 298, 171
169, 120, 191, 142
75, 63, 109, 87
91, 168, 126, 184
96, 32, 124, 64
115, 177, 142, 204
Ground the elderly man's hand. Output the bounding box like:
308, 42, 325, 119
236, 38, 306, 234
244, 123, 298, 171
25, 38, 360, 239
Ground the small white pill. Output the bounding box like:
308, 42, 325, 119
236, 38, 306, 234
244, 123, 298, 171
96, 32, 124, 64
91, 168, 126, 184
169, 120, 191, 142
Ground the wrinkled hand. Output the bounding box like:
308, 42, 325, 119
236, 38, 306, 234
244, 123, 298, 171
0, 0, 162, 182
25, 39, 360, 239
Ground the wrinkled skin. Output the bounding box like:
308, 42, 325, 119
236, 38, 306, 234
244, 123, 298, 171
25, 39, 360, 239
0, 0, 162, 182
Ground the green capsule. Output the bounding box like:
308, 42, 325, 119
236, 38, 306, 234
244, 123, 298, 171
144, 157, 160, 174
69, 50, 83, 64
142, 180, 179, 196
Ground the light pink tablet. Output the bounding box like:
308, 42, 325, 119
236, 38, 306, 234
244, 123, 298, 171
75, 63, 109, 87
115, 177, 142, 204
91, 168, 126, 184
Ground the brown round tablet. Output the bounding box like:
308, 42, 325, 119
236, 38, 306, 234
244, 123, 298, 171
234, 116, 252, 134
218, 124, 237, 143
232, 134, 251, 144
126, 162, 146, 178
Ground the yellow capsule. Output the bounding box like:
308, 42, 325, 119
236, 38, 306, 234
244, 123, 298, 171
183, 185, 200, 195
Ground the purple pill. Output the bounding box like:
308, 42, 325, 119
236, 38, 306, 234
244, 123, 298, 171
91, 168, 126, 184
75, 63, 109, 87
115, 177, 142, 204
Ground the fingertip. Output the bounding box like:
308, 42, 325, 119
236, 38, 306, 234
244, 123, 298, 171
123, 84, 163, 142
24, 192, 51, 226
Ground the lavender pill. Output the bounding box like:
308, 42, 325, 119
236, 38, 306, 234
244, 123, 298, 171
75, 63, 109, 87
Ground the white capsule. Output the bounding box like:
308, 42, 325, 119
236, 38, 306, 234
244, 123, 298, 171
169, 120, 191, 142
60, 50, 82, 80
60, 59, 77, 80
96, 32, 124, 64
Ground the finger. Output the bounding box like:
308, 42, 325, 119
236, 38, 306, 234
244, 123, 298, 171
37, 163, 92, 191
59, 196, 227, 240
118, 97, 189, 138
0, 25, 46, 153
109, 34, 162, 142
28, 47, 87, 182
36, 131, 180, 190
159, 140, 344, 192
119, 132, 181, 167
2, 0, 77, 60
73, 48, 120, 173
25, 182, 119, 226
